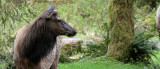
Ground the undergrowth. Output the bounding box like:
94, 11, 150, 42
128, 30, 160, 63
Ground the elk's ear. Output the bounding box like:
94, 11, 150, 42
47, 4, 54, 11
45, 4, 55, 18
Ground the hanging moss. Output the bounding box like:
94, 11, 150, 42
107, 0, 134, 61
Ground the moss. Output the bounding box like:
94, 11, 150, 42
59, 54, 71, 63
107, 0, 134, 61
61, 43, 73, 56
61, 40, 83, 56
75, 40, 83, 53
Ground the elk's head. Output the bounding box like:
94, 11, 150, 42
44, 4, 76, 37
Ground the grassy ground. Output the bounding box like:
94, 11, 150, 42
58, 51, 160, 69
58, 60, 147, 69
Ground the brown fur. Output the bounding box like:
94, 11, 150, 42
14, 21, 62, 69
13, 5, 76, 69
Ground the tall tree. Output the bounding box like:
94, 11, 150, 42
107, 0, 134, 61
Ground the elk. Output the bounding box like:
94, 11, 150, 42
156, 5, 160, 38
13, 4, 76, 69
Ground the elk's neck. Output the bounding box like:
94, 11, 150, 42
19, 21, 58, 65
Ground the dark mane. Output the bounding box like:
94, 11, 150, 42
18, 14, 57, 64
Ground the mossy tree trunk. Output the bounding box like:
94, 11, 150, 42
107, 0, 134, 61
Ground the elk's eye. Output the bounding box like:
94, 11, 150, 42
57, 20, 61, 22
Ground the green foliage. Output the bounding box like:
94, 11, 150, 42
129, 30, 160, 63
135, 0, 160, 9
134, 5, 158, 38
61, 40, 83, 56
151, 51, 160, 69
75, 40, 83, 54
84, 41, 108, 57
56, 0, 108, 37
0, 1, 38, 68
59, 54, 71, 63
61, 43, 73, 56
0, 37, 15, 69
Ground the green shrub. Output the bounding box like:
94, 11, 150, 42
75, 40, 83, 54
59, 54, 71, 63
134, 5, 158, 38
61, 40, 83, 56
128, 30, 160, 63
85, 41, 108, 57
61, 43, 73, 56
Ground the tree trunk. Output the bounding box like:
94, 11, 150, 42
107, 0, 134, 61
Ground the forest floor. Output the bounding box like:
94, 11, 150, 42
58, 60, 147, 69
59, 35, 160, 69
58, 51, 160, 69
